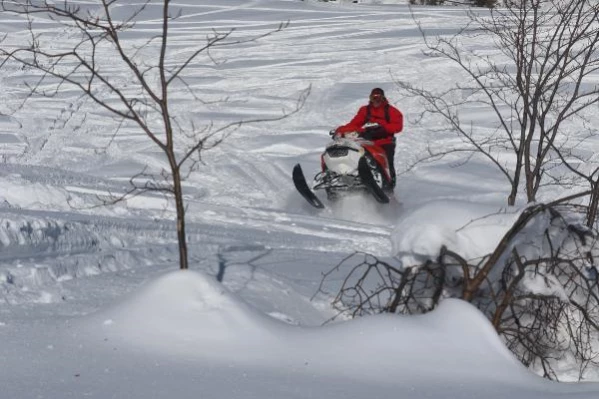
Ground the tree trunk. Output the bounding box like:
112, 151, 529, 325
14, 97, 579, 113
508, 164, 520, 206
587, 180, 599, 228
172, 169, 189, 270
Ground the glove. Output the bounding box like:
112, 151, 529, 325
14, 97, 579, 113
332, 129, 347, 139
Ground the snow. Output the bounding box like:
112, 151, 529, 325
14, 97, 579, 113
1, 0, 599, 398
392, 199, 516, 265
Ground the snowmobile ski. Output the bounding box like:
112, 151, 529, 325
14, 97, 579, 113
358, 157, 389, 204
293, 164, 325, 209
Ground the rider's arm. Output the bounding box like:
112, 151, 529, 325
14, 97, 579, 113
378, 106, 403, 135
336, 106, 368, 133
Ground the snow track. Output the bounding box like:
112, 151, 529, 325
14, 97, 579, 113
0, 1, 463, 310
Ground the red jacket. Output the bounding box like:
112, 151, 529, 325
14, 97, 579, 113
336, 100, 403, 145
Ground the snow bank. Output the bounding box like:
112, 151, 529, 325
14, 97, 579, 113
391, 199, 519, 265
0, 174, 75, 211
81, 270, 281, 357
81, 270, 537, 385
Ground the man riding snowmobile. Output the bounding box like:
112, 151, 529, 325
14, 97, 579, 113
334, 87, 403, 190
292, 87, 404, 209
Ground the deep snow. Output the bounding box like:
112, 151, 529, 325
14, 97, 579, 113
1, 0, 599, 398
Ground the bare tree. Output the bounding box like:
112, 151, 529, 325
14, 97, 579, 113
316, 198, 599, 380
0, 0, 308, 270
399, 0, 599, 212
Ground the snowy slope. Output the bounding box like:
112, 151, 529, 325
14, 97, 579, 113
5, 269, 599, 399
1, 0, 599, 397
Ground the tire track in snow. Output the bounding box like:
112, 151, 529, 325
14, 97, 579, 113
0, 1, 471, 307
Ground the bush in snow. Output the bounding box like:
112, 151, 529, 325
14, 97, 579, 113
318, 203, 599, 380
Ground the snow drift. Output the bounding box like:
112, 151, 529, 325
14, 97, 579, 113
82, 269, 538, 385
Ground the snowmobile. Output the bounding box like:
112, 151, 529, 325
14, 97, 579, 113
292, 124, 393, 209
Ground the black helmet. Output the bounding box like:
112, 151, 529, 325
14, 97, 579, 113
370, 88, 385, 97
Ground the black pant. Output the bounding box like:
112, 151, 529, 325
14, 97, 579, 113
381, 141, 396, 187
363, 128, 396, 187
